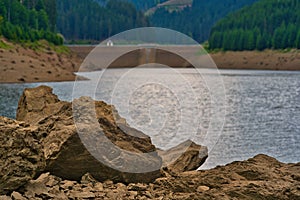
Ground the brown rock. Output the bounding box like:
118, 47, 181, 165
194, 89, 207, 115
0, 195, 12, 200
16, 85, 162, 183
81, 173, 98, 185
60, 180, 76, 190
16, 86, 64, 124
11, 192, 26, 200
93, 182, 104, 191
68, 191, 95, 199
0, 117, 45, 195
158, 140, 208, 173
197, 185, 210, 192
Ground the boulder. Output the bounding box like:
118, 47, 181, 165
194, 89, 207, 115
9, 86, 207, 187
16, 85, 162, 183
16, 86, 65, 124
158, 140, 208, 173
0, 117, 45, 195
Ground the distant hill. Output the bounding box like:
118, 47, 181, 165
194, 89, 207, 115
209, 0, 300, 50
149, 0, 259, 42
93, 0, 169, 11
146, 0, 192, 15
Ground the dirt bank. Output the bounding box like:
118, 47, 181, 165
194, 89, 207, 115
211, 50, 300, 70
1, 42, 299, 84
0, 39, 81, 83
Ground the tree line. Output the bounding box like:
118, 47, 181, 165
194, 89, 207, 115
56, 0, 149, 43
209, 0, 300, 50
0, 0, 63, 45
149, 0, 258, 43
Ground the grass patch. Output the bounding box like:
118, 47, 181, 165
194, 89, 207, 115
21, 41, 42, 51
0, 39, 12, 49
52, 45, 71, 55
20, 40, 71, 55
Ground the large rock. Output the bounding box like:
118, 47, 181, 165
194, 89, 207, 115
0, 117, 45, 195
16, 86, 65, 124
16, 85, 162, 183
7, 85, 207, 188
158, 140, 208, 173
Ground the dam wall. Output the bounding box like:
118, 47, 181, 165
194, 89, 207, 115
69, 45, 203, 70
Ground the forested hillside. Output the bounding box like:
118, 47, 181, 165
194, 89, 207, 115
149, 0, 258, 42
56, 0, 148, 42
122, 0, 167, 11
209, 0, 300, 50
93, 0, 164, 10
0, 0, 63, 44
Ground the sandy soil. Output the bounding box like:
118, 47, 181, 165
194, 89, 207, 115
0, 39, 81, 83
211, 50, 300, 70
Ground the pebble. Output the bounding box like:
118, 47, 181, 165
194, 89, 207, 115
197, 185, 210, 192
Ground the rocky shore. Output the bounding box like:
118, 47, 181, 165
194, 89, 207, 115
0, 86, 299, 199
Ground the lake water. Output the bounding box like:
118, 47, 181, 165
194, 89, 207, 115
1, 68, 299, 169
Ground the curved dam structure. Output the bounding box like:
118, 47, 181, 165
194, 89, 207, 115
69, 45, 210, 70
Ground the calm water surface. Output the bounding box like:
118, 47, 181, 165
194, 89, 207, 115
1, 68, 299, 169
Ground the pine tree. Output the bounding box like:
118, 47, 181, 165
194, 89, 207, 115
296, 30, 300, 49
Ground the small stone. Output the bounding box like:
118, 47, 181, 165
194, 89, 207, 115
11, 192, 27, 200
129, 191, 138, 196
35, 173, 50, 184
0, 195, 12, 200
197, 185, 210, 192
144, 191, 153, 198
103, 180, 114, 187
81, 173, 97, 185
24, 180, 48, 197
106, 191, 118, 199
128, 183, 147, 191
93, 182, 104, 191
69, 191, 95, 199
45, 176, 61, 187
116, 183, 126, 191
60, 180, 76, 190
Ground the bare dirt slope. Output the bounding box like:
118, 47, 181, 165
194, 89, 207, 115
0, 39, 81, 83
211, 50, 300, 70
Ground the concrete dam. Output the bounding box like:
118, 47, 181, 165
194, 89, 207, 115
69, 45, 214, 70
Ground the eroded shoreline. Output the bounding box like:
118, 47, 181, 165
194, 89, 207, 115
1, 41, 300, 83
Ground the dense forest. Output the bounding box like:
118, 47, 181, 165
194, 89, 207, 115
2, 0, 300, 50
0, 0, 63, 45
56, 0, 149, 42
149, 0, 258, 42
57, 0, 260, 43
209, 0, 300, 50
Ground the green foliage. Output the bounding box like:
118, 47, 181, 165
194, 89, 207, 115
20, 39, 69, 54
0, 0, 61, 45
0, 39, 11, 49
56, 0, 149, 42
149, 0, 259, 43
209, 0, 300, 51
